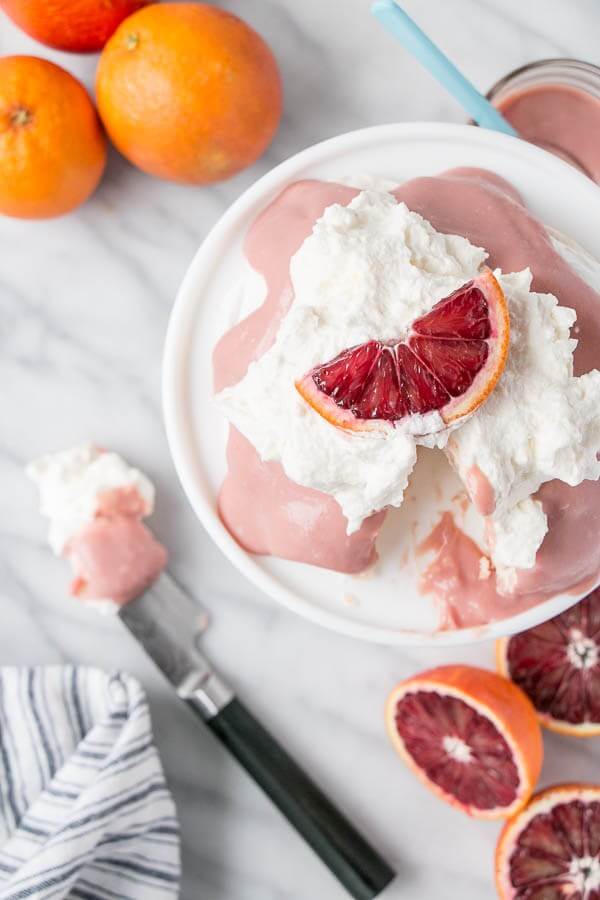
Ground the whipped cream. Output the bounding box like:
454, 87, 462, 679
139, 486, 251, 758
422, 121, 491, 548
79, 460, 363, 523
492, 498, 548, 572
447, 267, 600, 573
218, 189, 487, 532
217, 182, 600, 571
27, 443, 155, 554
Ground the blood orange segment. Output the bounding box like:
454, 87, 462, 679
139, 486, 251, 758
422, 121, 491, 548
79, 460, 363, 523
296, 267, 509, 435
415, 280, 492, 338
497, 588, 600, 737
496, 784, 600, 899
385, 665, 543, 819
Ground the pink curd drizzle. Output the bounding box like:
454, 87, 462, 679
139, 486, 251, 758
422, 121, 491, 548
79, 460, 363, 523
65, 486, 167, 606
213, 169, 600, 625
465, 465, 496, 517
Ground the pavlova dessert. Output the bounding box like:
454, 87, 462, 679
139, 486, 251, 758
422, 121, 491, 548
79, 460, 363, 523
213, 168, 600, 628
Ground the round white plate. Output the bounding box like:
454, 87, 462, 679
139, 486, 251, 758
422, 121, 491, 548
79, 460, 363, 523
163, 122, 600, 646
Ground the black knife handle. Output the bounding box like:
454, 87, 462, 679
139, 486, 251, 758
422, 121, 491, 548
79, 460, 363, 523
191, 696, 394, 900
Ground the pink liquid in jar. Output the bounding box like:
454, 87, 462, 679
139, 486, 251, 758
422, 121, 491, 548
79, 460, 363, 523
489, 60, 600, 184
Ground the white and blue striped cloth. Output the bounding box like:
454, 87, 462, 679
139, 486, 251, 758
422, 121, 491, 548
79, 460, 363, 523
0, 667, 180, 899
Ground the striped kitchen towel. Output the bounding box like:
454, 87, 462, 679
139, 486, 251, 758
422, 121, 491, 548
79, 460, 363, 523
0, 666, 180, 899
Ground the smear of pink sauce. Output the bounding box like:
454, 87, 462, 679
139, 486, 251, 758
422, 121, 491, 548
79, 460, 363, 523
418, 513, 502, 629
213, 168, 600, 626
465, 465, 496, 516
65, 486, 167, 606
418, 510, 600, 631
451, 491, 471, 518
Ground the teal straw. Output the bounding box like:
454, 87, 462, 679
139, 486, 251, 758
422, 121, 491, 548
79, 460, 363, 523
371, 0, 518, 137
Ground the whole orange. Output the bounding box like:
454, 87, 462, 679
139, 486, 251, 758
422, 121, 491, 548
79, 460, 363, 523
0, 56, 107, 219
0, 0, 149, 52
96, 3, 282, 185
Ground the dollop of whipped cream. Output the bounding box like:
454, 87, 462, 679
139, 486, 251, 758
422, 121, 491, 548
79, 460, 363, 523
218, 189, 487, 532
217, 186, 600, 571
28, 444, 166, 607
27, 443, 154, 553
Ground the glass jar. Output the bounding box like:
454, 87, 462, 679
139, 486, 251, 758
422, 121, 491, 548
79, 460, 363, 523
487, 59, 600, 184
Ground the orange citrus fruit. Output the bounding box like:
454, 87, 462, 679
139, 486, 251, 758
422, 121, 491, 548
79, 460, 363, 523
385, 665, 543, 819
296, 267, 509, 435
497, 588, 600, 737
0, 0, 148, 52
96, 3, 282, 184
495, 784, 600, 898
0, 56, 106, 219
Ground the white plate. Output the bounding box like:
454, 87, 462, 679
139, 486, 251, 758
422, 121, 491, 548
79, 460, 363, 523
163, 122, 600, 646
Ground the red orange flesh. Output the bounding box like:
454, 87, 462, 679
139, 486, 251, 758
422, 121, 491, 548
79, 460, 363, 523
296, 267, 509, 435
496, 784, 600, 898
497, 588, 600, 737
385, 665, 542, 819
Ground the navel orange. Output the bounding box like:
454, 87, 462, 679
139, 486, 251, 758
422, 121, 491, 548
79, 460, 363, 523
0, 56, 106, 219
0, 0, 149, 52
96, 3, 282, 185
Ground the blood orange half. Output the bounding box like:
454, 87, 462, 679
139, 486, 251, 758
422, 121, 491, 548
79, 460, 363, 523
496, 784, 600, 899
296, 267, 509, 435
385, 665, 543, 819
497, 588, 600, 737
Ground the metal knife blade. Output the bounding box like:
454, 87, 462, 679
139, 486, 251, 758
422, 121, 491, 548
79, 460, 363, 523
118, 571, 233, 717
118, 570, 396, 898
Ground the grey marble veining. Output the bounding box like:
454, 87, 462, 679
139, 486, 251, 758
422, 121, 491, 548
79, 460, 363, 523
2, 1, 600, 897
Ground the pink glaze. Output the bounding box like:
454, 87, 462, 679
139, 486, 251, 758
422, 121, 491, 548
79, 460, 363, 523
214, 181, 385, 574
395, 168, 600, 376
65, 487, 167, 606
214, 181, 358, 393
219, 430, 384, 572
465, 465, 496, 516
496, 84, 600, 184
214, 168, 600, 616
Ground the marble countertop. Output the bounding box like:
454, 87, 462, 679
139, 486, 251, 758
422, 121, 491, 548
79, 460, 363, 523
2, 1, 600, 897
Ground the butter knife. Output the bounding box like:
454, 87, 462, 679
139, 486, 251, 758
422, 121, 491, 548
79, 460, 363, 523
118, 572, 395, 900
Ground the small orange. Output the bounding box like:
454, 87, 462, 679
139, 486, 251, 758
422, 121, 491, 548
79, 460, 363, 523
0, 0, 149, 53
385, 665, 543, 819
0, 56, 106, 219
96, 3, 282, 185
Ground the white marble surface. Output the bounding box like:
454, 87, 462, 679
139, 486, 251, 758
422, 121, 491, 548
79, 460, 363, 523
2, 1, 600, 897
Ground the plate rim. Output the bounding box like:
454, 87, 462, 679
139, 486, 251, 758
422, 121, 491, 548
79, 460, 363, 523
163, 121, 600, 646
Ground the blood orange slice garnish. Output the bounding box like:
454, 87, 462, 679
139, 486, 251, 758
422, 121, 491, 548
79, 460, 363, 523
497, 588, 600, 737
385, 665, 543, 819
296, 267, 509, 435
496, 784, 600, 899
